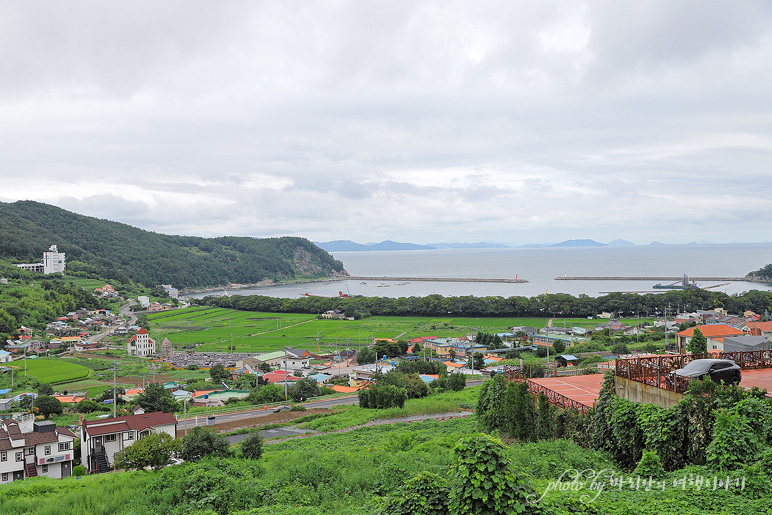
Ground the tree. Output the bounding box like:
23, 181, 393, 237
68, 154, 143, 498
446, 373, 466, 392
37, 383, 54, 396
551, 340, 566, 355
240, 429, 263, 460
290, 377, 320, 402
247, 383, 284, 404
113, 432, 180, 471
356, 346, 376, 364
687, 327, 708, 355
180, 426, 232, 461
449, 349, 457, 362
135, 383, 178, 413
467, 352, 484, 370
210, 364, 229, 383
97, 387, 126, 404
35, 395, 63, 418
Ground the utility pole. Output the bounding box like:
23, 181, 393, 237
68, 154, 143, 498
283, 346, 288, 401
112, 361, 117, 417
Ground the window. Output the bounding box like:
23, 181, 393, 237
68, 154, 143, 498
105, 434, 117, 443
45, 446, 51, 456
42, 464, 48, 473
16, 452, 23, 462
1, 452, 6, 462
59, 442, 69, 452
26, 447, 34, 456
125, 432, 134, 441
1, 473, 7, 482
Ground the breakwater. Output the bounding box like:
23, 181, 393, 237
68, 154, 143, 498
349, 276, 528, 283
554, 276, 746, 281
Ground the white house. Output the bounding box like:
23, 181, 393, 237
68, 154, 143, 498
137, 296, 150, 308
0, 350, 11, 363
0, 414, 76, 484
127, 328, 155, 357
81, 411, 177, 473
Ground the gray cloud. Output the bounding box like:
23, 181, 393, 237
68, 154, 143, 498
1, 1, 771, 245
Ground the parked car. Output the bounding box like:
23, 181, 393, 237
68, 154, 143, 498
666, 359, 741, 388
273, 405, 291, 413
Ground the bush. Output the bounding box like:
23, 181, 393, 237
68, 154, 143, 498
358, 384, 407, 409
449, 434, 537, 514
114, 432, 180, 471
180, 427, 232, 461
446, 373, 466, 392
240, 429, 263, 460
634, 450, 665, 479
383, 471, 450, 515
73, 465, 86, 477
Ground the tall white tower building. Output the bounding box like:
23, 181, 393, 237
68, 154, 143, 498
43, 245, 66, 274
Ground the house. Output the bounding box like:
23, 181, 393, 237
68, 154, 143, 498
251, 351, 286, 367
0, 414, 76, 483
127, 328, 156, 357
0, 351, 10, 364
81, 412, 177, 473
554, 354, 580, 367
740, 320, 772, 339
675, 324, 745, 353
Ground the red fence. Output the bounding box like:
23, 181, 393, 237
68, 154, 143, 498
615, 350, 772, 394
502, 365, 590, 414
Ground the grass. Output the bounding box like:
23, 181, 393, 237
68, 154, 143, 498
7, 358, 91, 385
149, 306, 637, 355
299, 386, 478, 432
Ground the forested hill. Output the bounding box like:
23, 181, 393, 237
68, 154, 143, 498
0, 201, 346, 288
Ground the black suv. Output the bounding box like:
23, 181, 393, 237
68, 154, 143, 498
666, 359, 741, 389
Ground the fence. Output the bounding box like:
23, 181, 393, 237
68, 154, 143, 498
615, 350, 772, 394
502, 365, 591, 414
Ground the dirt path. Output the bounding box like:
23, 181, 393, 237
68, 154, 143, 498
249, 318, 313, 337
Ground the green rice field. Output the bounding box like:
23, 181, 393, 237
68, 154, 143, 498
8, 358, 91, 384
148, 306, 652, 355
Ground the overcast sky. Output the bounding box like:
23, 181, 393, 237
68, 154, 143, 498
1, 1, 771, 246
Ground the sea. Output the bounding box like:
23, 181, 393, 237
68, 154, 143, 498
188, 244, 772, 300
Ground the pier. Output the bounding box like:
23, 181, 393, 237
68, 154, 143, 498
349, 276, 528, 283
554, 276, 746, 281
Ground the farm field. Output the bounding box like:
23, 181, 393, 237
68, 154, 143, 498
7, 358, 91, 384
147, 306, 653, 355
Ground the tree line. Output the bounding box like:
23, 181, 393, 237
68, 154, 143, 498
201, 287, 772, 319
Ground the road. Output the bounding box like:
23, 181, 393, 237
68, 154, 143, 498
183, 379, 484, 430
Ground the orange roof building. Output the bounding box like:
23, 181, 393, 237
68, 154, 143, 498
675, 324, 745, 353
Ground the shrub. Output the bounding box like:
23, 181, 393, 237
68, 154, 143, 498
73, 465, 86, 476
446, 373, 466, 392
449, 434, 537, 515
358, 384, 407, 409
240, 429, 263, 460
634, 450, 665, 479
180, 427, 232, 461
114, 432, 180, 471
383, 471, 450, 515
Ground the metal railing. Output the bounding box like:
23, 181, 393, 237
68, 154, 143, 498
501, 365, 591, 414
615, 350, 772, 394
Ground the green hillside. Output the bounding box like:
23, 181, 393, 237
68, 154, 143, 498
0, 201, 346, 289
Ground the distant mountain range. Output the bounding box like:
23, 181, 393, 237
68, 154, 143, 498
316, 238, 646, 251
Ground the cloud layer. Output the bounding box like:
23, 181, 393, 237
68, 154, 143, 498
1, 1, 771, 244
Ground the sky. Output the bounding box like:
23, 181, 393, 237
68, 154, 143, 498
1, 1, 771, 246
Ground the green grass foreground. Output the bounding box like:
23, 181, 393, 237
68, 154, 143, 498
0, 414, 768, 515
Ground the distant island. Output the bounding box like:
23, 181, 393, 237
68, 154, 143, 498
318, 239, 769, 251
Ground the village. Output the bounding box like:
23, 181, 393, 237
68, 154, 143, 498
2, 268, 771, 485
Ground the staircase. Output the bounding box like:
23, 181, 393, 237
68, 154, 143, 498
25, 462, 37, 478
94, 452, 110, 473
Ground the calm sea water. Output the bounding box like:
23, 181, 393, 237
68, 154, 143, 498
190, 244, 772, 299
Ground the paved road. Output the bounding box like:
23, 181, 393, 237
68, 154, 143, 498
184, 379, 485, 429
